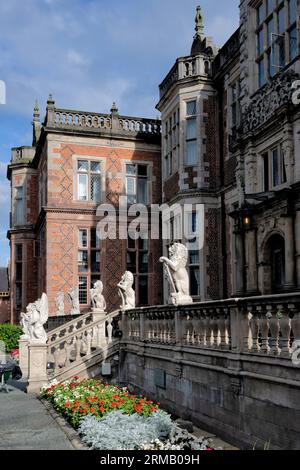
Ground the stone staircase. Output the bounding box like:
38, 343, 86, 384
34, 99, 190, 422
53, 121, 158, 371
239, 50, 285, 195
21, 310, 122, 391
46, 310, 121, 383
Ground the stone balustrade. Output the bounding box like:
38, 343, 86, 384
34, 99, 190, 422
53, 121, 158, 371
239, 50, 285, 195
47, 310, 120, 377
159, 54, 212, 98
122, 293, 300, 359
45, 107, 161, 137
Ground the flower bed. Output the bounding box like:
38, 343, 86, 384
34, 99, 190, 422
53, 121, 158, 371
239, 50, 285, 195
41, 377, 215, 450
41, 377, 159, 427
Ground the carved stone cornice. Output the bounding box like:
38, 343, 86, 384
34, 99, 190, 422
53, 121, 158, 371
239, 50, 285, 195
241, 71, 300, 134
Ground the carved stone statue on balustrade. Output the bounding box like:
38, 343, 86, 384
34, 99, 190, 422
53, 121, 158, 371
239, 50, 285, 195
160, 243, 193, 306
20, 293, 49, 344
55, 291, 65, 316
117, 271, 136, 311
68, 287, 80, 316
90, 280, 106, 312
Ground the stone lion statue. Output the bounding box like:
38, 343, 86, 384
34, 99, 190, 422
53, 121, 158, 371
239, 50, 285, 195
20, 293, 49, 343
160, 243, 193, 306
90, 280, 106, 312
117, 271, 136, 311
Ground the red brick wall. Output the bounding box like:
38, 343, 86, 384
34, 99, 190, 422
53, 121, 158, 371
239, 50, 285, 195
44, 141, 162, 315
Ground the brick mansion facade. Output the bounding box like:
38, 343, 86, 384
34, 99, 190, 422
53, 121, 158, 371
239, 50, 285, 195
7, 1, 300, 323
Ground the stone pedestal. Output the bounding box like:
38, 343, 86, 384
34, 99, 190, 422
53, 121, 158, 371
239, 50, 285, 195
91, 309, 107, 323
27, 343, 48, 394
18, 339, 29, 378
91, 310, 107, 347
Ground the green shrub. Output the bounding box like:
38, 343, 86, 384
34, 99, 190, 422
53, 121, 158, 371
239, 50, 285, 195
0, 324, 22, 352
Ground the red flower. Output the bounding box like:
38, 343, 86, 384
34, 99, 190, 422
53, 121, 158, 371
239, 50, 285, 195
146, 400, 152, 405
73, 376, 79, 380
157, 402, 161, 406
65, 402, 71, 408
149, 406, 156, 412
72, 408, 77, 413
99, 407, 105, 413
90, 408, 95, 413
111, 402, 119, 407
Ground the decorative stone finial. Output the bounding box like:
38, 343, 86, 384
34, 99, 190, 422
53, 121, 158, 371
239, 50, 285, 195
111, 102, 118, 115
46, 93, 55, 109
195, 5, 204, 37
33, 100, 40, 122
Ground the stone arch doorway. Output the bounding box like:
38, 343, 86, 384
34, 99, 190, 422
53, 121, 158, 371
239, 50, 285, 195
260, 233, 285, 294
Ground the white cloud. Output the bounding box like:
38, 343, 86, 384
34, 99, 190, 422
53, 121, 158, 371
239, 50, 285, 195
67, 50, 90, 67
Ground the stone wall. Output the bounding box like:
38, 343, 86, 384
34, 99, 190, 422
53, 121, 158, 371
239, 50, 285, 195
117, 297, 300, 450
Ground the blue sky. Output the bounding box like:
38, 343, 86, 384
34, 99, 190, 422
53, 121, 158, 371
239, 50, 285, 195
0, 0, 239, 266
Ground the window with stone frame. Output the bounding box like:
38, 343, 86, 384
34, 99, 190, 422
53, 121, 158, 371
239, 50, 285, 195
255, 0, 299, 88
78, 228, 101, 305
126, 163, 149, 205
185, 100, 198, 166
262, 144, 287, 191
15, 186, 24, 225
164, 109, 179, 178
77, 160, 102, 203
126, 235, 149, 306
15, 244, 23, 310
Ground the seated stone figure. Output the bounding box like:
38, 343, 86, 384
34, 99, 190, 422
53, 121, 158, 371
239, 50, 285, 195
90, 280, 107, 312
20, 293, 49, 343
160, 243, 193, 306
117, 271, 136, 311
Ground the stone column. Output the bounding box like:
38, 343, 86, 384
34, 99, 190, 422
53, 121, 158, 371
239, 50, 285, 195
234, 230, 244, 295
27, 343, 48, 394
18, 339, 29, 379
246, 229, 258, 294
284, 215, 295, 289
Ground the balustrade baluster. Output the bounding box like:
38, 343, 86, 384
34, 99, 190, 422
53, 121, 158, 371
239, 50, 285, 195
203, 309, 210, 347
278, 305, 291, 357
242, 306, 251, 352
86, 330, 92, 356
267, 306, 280, 356
257, 305, 270, 354
107, 319, 113, 344
217, 308, 227, 350
199, 313, 206, 347
224, 309, 231, 349
210, 309, 218, 348
75, 335, 82, 361
291, 304, 300, 349
249, 306, 260, 353
192, 312, 200, 346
